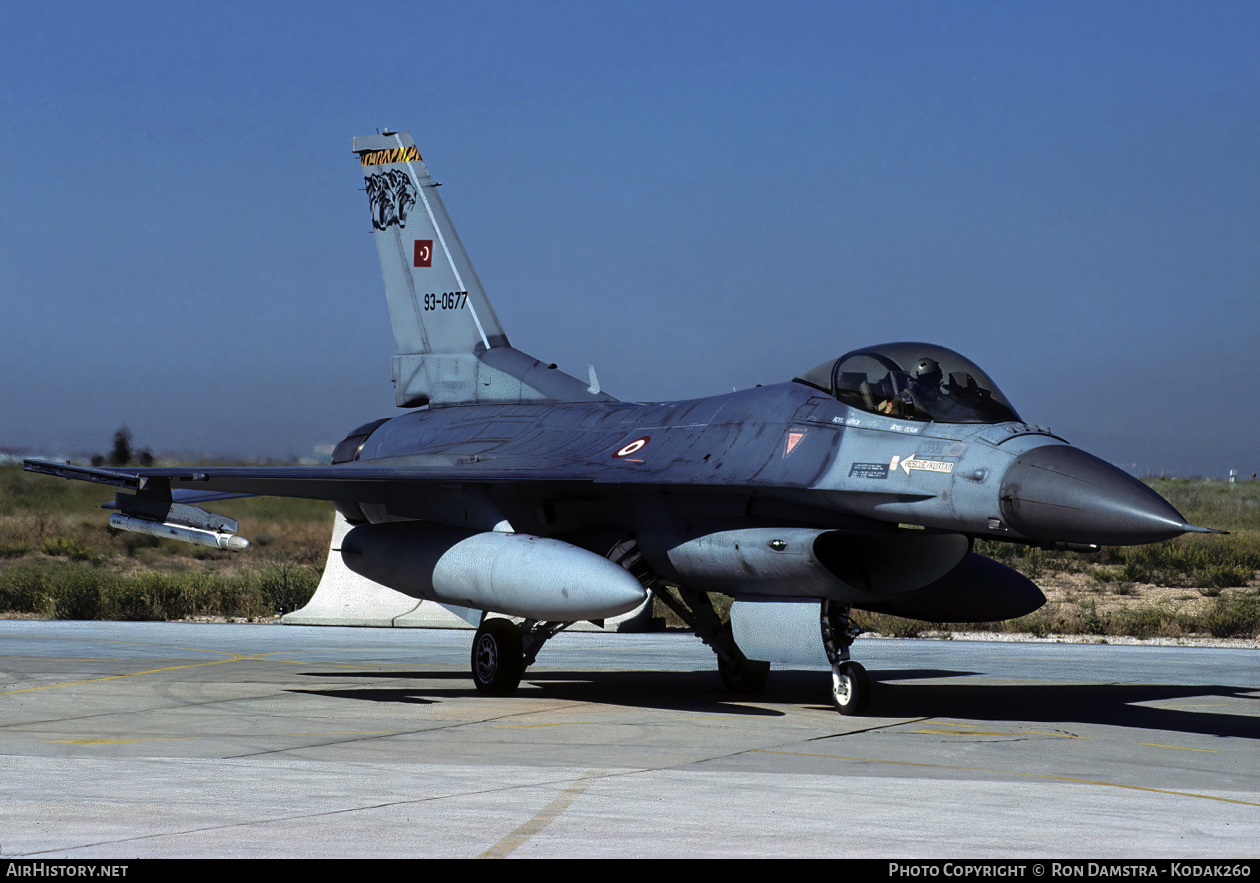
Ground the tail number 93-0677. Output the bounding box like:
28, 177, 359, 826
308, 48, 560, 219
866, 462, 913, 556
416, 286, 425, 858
424, 291, 468, 311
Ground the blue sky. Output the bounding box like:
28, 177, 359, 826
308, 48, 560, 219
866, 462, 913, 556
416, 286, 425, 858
1, 1, 1256, 475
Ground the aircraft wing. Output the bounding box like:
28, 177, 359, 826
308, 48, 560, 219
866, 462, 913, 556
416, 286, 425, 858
21, 457, 575, 504
21, 455, 930, 537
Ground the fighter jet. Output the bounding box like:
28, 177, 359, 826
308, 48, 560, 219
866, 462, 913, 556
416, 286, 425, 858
25, 130, 1217, 715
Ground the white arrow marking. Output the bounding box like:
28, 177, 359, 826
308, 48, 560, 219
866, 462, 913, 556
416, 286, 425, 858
898, 453, 954, 475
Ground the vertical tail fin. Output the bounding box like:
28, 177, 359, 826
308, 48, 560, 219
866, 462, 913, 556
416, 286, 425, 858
353, 132, 506, 358
353, 131, 612, 407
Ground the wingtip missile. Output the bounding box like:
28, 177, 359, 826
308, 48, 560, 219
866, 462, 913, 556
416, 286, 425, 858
108, 513, 251, 552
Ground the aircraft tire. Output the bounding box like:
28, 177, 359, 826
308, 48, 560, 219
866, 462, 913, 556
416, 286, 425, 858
718, 655, 770, 694
471, 618, 524, 696
831, 661, 869, 715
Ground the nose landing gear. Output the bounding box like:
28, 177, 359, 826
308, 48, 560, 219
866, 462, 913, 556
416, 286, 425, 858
822, 600, 869, 715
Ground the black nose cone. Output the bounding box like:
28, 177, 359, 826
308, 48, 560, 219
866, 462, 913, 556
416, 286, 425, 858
1000, 445, 1189, 546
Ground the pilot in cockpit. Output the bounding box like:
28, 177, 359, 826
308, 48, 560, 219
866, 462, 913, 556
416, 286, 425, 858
908, 357, 944, 405
799, 342, 1022, 425
884, 356, 944, 417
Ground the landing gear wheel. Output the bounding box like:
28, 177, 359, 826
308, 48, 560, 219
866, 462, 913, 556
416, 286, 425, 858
471, 618, 524, 696
831, 660, 869, 716
718, 655, 770, 695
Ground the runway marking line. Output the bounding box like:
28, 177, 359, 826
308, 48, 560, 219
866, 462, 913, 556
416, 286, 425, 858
0, 651, 284, 695
908, 721, 1088, 739
45, 731, 394, 744
753, 750, 1259, 806
274, 731, 395, 736
1139, 742, 1220, 753
1156, 703, 1231, 708
478, 774, 598, 858
48, 737, 199, 745
909, 729, 1085, 738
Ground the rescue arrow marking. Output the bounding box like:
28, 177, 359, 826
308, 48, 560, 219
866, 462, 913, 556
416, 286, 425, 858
897, 454, 954, 475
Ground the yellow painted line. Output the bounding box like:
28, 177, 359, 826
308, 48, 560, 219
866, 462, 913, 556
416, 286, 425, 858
0, 652, 282, 695
261, 660, 374, 668
478, 776, 595, 858
43, 657, 185, 663
753, 750, 1259, 807
910, 728, 1084, 739
1, 634, 213, 650
2, 634, 373, 655
4, 635, 407, 663
259, 660, 453, 671
49, 737, 199, 745
1139, 743, 1220, 753
1157, 704, 1231, 708
48, 731, 394, 744
273, 731, 394, 737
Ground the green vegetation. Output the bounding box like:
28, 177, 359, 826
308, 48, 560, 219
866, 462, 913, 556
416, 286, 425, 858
719, 477, 1259, 641
1, 464, 1257, 638
850, 590, 1259, 643
0, 561, 319, 621
866, 477, 1260, 640
0, 465, 329, 621
972, 477, 1260, 582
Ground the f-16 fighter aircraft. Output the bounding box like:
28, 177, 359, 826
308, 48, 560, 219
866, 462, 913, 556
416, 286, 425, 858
26, 130, 1218, 715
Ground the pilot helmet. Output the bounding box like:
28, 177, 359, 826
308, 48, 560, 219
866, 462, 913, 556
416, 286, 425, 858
914, 357, 942, 382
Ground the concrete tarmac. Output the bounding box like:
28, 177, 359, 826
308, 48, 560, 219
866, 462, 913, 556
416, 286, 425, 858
1, 620, 1256, 858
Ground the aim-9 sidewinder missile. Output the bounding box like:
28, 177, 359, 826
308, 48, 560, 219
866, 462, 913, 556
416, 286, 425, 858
108, 513, 251, 552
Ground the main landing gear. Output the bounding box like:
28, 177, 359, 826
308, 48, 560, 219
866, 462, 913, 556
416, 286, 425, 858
469, 596, 872, 716
651, 586, 771, 696
470, 617, 572, 696
821, 599, 869, 715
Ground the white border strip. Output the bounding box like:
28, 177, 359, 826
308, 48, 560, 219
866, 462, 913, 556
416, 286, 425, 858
395, 134, 491, 350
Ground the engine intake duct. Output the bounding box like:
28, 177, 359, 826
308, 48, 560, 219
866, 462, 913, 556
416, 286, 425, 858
726, 553, 1046, 666
855, 553, 1045, 622
640, 527, 972, 602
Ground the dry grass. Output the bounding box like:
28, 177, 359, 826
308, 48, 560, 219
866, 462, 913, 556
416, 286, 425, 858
2, 465, 1257, 637
0, 466, 331, 620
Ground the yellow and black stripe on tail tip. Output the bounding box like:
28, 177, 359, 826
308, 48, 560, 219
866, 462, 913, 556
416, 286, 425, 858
359, 145, 422, 167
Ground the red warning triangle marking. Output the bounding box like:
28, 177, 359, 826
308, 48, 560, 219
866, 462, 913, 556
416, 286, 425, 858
784, 431, 805, 457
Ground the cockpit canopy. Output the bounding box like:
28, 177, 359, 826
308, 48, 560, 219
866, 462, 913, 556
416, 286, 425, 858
795, 342, 1021, 424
